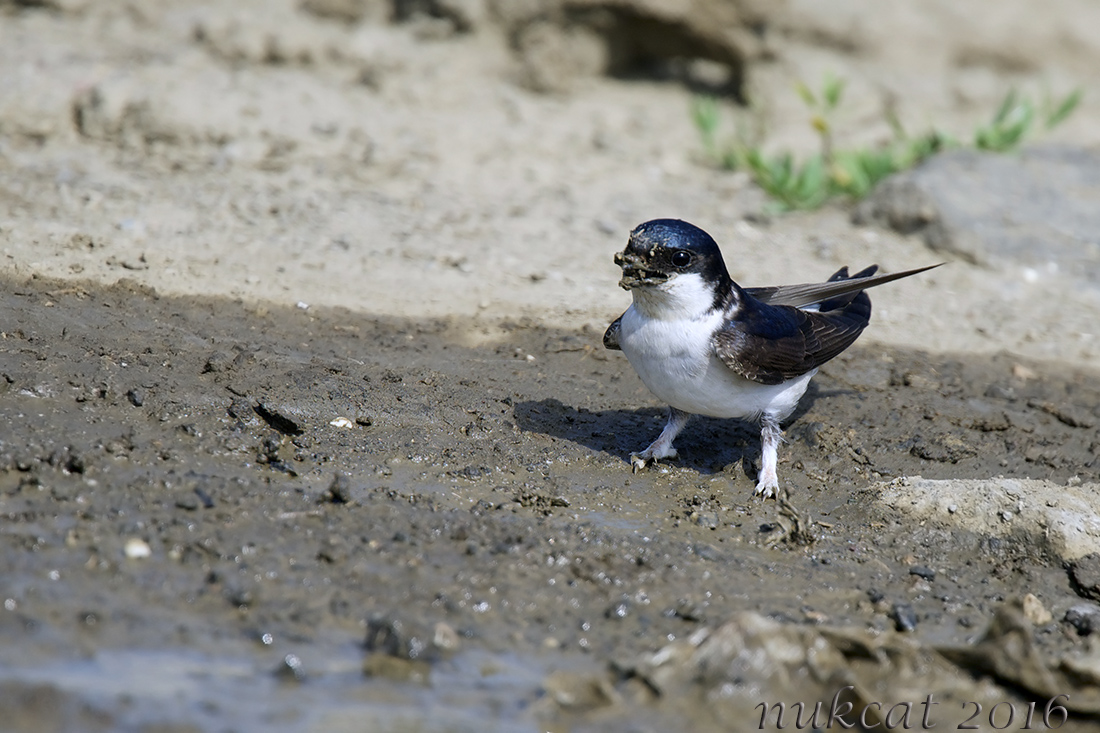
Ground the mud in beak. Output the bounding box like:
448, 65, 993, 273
614, 250, 669, 290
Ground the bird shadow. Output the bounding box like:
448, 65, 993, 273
513, 382, 830, 477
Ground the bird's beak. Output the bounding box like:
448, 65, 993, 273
614, 249, 669, 290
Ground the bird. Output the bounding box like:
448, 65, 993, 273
603, 218, 940, 498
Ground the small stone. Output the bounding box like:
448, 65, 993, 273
891, 603, 918, 632
1064, 603, 1100, 635
1068, 553, 1100, 601
693, 543, 721, 562
202, 351, 234, 374
433, 622, 460, 652
174, 492, 200, 511
126, 389, 144, 407
909, 565, 936, 581
274, 653, 305, 682
193, 487, 215, 508
694, 511, 720, 529
604, 599, 630, 620
1022, 593, 1053, 625
542, 670, 618, 710
123, 538, 151, 559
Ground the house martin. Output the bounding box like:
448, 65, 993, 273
604, 218, 940, 497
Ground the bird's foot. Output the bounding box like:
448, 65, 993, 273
753, 469, 780, 499
630, 447, 678, 473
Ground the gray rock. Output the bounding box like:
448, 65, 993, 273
1064, 603, 1100, 635
854, 147, 1100, 280
1069, 553, 1100, 601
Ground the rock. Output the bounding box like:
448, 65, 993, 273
874, 476, 1100, 562
1021, 593, 1053, 626
274, 653, 306, 682
855, 147, 1100, 280
604, 598, 630, 620
1065, 603, 1100, 635
908, 565, 936, 581
908, 433, 977, 463
891, 602, 918, 632
123, 537, 152, 559
542, 670, 618, 710
939, 598, 1100, 714
363, 615, 456, 662
1068, 553, 1100, 601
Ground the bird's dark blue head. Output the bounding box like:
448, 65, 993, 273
614, 219, 733, 294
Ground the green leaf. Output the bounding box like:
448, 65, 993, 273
992, 88, 1019, 125
796, 155, 825, 198
822, 74, 845, 110
1045, 88, 1082, 129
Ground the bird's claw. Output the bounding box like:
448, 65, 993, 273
754, 470, 780, 499
630, 448, 677, 473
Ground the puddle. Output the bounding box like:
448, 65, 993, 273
1, 644, 588, 732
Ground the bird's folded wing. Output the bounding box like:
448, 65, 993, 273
712, 300, 870, 385
603, 314, 623, 350
744, 263, 941, 309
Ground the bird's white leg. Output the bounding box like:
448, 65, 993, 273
754, 413, 784, 498
631, 407, 692, 473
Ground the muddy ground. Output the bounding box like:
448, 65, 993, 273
1, 275, 1099, 732
4, 1, 1100, 732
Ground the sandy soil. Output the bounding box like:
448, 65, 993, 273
1, 1, 1100, 731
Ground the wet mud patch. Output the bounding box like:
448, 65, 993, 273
1, 275, 1100, 730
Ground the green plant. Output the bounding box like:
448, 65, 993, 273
973, 87, 1082, 151
693, 80, 1082, 212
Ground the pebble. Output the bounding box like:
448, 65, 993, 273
909, 565, 936, 581
1022, 593, 1053, 625
123, 538, 151, 559
604, 599, 630, 620
891, 602, 918, 632
1068, 553, 1100, 601
274, 653, 305, 682
1064, 603, 1100, 635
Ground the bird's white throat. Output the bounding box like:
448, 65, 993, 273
629, 272, 718, 321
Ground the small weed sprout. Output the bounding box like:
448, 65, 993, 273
694, 79, 1082, 211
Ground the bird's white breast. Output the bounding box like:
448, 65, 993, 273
618, 275, 815, 421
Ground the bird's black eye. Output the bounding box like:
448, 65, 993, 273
671, 250, 692, 268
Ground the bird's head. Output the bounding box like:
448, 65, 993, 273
614, 219, 734, 317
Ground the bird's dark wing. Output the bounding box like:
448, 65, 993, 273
603, 313, 624, 350
743, 263, 941, 309
712, 293, 871, 385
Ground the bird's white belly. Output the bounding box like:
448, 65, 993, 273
618, 306, 815, 421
